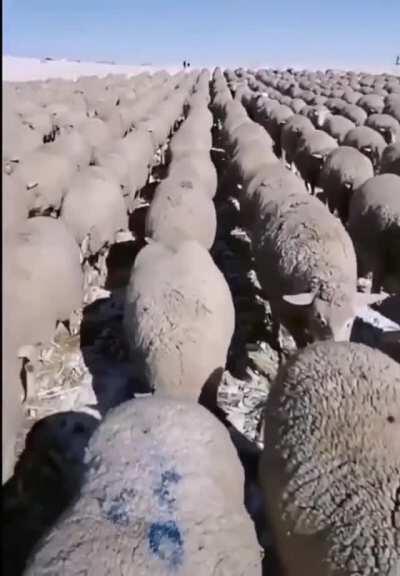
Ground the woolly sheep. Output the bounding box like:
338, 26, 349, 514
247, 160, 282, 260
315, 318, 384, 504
229, 120, 274, 154
145, 176, 217, 250
280, 114, 314, 168
264, 104, 294, 147
11, 146, 76, 214
4, 217, 83, 349
61, 166, 128, 255
348, 173, 400, 291
77, 117, 113, 160
322, 114, 355, 144
365, 113, 400, 144
21, 110, 57, 143
325, 97, 347, 114
319, 146, 374, 222
357, 93, 385, 114
226, 138, 278, 197
169, 124, 212, 160
343, 126, 387, 169
341, 103, 367, 126
381, 142, 400, 175
385, 94, 400, 123
46, 130, 92, 170
290, 98, 307, 114
241, 162, 307, 231
2, 316, 25, 484
251, 187, 384, 346
3, 172, 29, 236
342, 87, 362, 104
123, 240, 235, 400
259, 341, 400, 576
294, 129, 338, 193
302, 104, 331, 128
3, 112, 42, 165
25, 397, 261, 575
167, 153, 218, 199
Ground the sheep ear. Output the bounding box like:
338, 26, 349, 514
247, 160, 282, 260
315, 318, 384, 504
363, 146, 372, 153
355, 291, 390, 310
283, 292, 316, 306
312, 153, 323, 159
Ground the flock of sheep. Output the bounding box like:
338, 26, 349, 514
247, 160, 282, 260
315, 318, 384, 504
2, 64, 400, 575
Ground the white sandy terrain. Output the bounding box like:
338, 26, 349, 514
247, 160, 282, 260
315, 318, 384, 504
3, 55, 181, 82
4, 55, 399, 83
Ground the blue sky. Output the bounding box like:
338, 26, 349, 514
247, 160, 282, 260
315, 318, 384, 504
3, 0, 400, 68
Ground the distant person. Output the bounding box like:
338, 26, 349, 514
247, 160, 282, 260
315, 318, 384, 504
396, 55, 400, 66
183, 60, 187, 70
187, 61, 191, 69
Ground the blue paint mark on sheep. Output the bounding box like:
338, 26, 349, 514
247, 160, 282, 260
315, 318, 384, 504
99, 488, 135, 527
149, 520, 184, 568
154, 468, 181, 510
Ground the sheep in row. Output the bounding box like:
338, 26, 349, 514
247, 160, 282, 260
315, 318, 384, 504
348, 173, 400, 292
61, 166, 128, 257
319, 146, 374, 222
260, 341, 400, 576
24, 398, 261, 575
381, 142, 400, 175
123, 240, 235, 402
250, 183, 384, 347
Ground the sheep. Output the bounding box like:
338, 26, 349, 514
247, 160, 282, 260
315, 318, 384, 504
92, 147, 132, 195
290, 98, 307, 114
348, 173, 400, 292
241, 162, 307, 230
264, 104, 294, 152
319, 146, 374, 222
76, 117, 113, 161
123, 240, 235, 401
343, 125, 388, 169
293, 129, 338, 193
3, 218, 82, 407
108, 129, 155, 211
251, 186, 385, 347
357, 93, 385, 114
167, 153, 218, 199
384, 94, 400, 123
225, 138, 278, 197
259, 341, 400, 576
381, 142, 400, 176
365, 113, 400, 144
145, 176, 217, 250
322, 114, 355, 144
3, 172, 29, 236
46, 130, 92, 170
342, 87, 362, 104
21, 110, 57, 143
280, 114, 314, 169
325, 97, 348, 115
302, 104, 331, 128
229, 120, 274, 154
25, 397, 261, 575
169, 123, 212, 160
3, 112, 42, 165
10, 145, 76, 215
341, 103, 368, 126
2, 320, 25, 484
252, 97, 281, 125
61, 166, 128, 256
